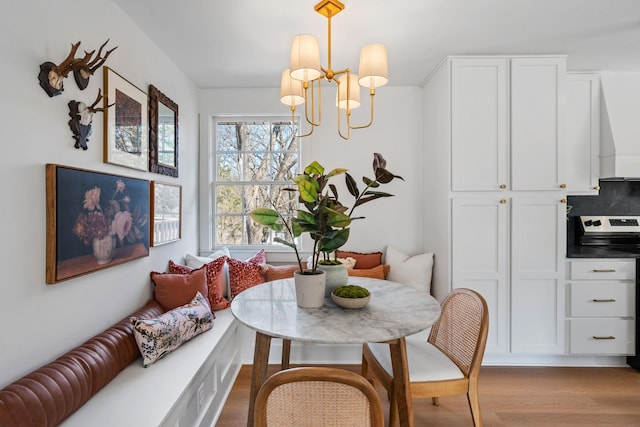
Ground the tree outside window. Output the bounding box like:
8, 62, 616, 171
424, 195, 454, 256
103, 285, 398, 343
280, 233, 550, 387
214, 118, 300, 247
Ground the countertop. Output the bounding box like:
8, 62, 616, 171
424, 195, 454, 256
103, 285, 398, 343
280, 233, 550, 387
567, 245, 640, 258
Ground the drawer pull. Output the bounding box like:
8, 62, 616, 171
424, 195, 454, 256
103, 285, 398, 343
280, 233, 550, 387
592, 269, 616, 273
592, 336, 616, 340
592, 299, 616, 303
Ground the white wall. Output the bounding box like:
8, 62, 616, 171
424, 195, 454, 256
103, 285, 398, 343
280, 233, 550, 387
0, 0, 199, 387
198, 85, 424, 262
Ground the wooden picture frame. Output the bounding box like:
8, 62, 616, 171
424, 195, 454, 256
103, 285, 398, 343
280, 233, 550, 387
149, 84, 179, 177
46, 164, 150, 284
103, 67, 149, 171
150, 181, 182, 246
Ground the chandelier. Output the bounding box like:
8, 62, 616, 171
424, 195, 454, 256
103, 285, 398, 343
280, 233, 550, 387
279, 0, 388, 140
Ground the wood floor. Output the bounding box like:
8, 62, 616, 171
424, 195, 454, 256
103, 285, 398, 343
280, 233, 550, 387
216, 364, 640, 426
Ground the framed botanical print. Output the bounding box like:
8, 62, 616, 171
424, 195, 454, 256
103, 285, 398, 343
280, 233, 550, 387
46, 164, 150, 284
150, 181, 182, 246
103, 67, 149, 171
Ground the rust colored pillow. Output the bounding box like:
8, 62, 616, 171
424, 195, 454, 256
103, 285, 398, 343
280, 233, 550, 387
347, 264, 390, 280
337, 251, 383, 269
151, 265, 209, 311
169, 257, 230, 311
265, 264, 300, 281
228, 250, 267, 300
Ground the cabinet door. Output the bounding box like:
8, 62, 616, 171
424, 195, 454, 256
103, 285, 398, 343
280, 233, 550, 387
511, 57, 567, 191
451, 58, 508, 191
565, 74, 600, 194
452, 197, 508, 354
510, 196, 566, 353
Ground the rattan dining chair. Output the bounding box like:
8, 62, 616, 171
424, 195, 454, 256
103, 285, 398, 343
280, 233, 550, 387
362, 288, 489, 427
253, 366, 385, 427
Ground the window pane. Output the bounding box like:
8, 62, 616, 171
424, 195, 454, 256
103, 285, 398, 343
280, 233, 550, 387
216, 215, 244, 245
272, 122, 299, 152
243, 122, 270, 152
245, 151, 269, 181
270, 151, 299, 181
216, 123, 239, 151
244, 185, 270, 213
216, 185, 242, 214
217, 153, 241, 181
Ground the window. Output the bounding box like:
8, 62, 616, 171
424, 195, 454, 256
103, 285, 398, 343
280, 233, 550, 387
213, 117, 300, 247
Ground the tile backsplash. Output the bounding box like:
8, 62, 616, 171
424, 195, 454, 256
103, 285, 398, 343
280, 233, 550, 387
567, 179, 640, 245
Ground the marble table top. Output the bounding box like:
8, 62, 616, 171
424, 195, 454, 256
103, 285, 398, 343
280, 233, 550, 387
230, 277, 441, 344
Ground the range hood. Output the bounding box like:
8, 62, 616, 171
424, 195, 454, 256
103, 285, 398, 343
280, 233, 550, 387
600, 72, 640, 179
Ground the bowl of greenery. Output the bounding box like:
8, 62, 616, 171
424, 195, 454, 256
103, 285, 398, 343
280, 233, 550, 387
331, 285, 371, 309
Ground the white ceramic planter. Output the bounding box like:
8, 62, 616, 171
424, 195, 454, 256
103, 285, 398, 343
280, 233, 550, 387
293, 270, 326, 308
317, 263, 349, 297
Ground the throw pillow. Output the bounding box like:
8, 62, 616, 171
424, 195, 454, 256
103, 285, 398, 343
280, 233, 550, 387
385, 246, 434, 293
183, 247, 230, 268
169, 257, 229, 311
336, 250, 383, 269
348, 264, 390, 280
183, 247, 232, 298
265, 264, 300, 281
228, 249, 267, 300
151, 265, 209, 311
131, 292, 214, 367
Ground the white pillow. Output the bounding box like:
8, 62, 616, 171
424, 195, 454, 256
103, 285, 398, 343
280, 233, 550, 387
385, 246, 434, 293
184, 247, 230, 268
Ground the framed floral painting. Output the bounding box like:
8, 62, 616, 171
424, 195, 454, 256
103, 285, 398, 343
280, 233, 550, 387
46, 164, 150, 284
103, 67, 149, 171
150, 181, 182, 246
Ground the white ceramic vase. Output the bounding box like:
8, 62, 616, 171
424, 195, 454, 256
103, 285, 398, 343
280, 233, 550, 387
293, 270, 326, 308
92, 235, 116, 264
317, 263, 349, 297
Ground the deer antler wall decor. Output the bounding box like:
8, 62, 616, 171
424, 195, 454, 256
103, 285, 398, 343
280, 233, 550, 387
38, 40, 118, 97
73, 39, 118, 90
68, 89, 114, 150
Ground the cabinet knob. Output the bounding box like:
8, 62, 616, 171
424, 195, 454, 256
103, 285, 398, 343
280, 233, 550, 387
560, 198, 567, 204
499, 184, 507, 189
560, 183, 567, 189
594, 185, 601, 190
500, 199, 507, 204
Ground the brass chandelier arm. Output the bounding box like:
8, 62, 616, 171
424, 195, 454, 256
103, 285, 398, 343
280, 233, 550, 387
302, 79, 322, 127
291, 105, 315, 138
348, 89, 376, 130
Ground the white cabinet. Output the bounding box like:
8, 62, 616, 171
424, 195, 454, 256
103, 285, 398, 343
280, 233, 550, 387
424, 55, 567, 359
451, 197, 508, 354
566, 259, 636, 355
510, 197, 567, 353
450, 56, 566, 192
451, 58, 508, 191
565, 73, 600, 195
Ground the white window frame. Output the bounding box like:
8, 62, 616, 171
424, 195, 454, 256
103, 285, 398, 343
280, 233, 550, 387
199, 115, 307, 261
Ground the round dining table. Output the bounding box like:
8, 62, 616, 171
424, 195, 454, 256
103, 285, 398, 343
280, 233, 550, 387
231, 276, 441, 427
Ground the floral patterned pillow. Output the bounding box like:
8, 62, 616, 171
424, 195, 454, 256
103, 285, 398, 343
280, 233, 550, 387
228, 249, 267, 300
131, 292, 214, 367
169, 257, 229, 311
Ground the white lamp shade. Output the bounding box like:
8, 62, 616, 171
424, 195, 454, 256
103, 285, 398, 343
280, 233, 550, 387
290, 34, 322, 82
337, 73, 360, 110
358, 44, 388, 88
280, 69, 305, 106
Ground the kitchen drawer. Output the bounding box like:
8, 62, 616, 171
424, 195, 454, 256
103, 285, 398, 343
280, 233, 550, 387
569, 318, 635, 355
568, 260, 635, 280
570, 282, 635, 317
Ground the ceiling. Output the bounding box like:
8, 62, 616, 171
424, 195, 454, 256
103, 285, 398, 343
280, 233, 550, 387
112, 0, 640, 89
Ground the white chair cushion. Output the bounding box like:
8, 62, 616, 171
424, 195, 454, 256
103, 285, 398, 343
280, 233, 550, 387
367, 333, 464, 382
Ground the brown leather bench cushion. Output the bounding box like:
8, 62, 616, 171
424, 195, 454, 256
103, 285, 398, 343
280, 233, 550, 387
0, 299, 163, 427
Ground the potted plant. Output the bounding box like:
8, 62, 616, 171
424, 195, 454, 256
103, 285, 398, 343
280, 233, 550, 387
250, 153, 403, 306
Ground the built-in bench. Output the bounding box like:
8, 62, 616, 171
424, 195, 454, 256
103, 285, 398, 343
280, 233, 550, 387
0, 301, 241, 427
